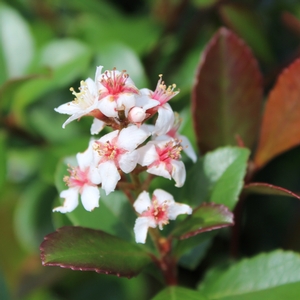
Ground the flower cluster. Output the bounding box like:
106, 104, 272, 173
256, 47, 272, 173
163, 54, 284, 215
54, 66, 195, 243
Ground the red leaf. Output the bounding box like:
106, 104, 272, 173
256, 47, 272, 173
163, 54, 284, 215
244, 182, 300, 200
254, 58, 300, 168
192, 27, 263, 154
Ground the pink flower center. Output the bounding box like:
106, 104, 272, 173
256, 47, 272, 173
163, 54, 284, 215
141, 198, 169, 227
93, 138, 126, 167
150, 140, 182, 174
64, 166, 91, 191
151, 75, 179, 105
99, 68, 139, 100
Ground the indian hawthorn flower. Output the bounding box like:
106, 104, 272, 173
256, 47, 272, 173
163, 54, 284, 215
133, 189, 192, 243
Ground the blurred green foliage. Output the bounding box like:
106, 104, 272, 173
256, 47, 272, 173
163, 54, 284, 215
2, 0, 300, 299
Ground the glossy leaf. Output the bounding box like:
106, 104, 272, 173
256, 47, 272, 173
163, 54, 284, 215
0, 3, 34, 82
0, 130, 6, 192
152, 286, 208, 300
254, 58, 300, 168
219, 4, 274, 63
14, 181, 56, 253
192, 27, 263, 153
181, 146, 250, 210
171, 203, 234, 239
199, 250, 300, 299
40, 226, 152, 277
244, 182, 300, 200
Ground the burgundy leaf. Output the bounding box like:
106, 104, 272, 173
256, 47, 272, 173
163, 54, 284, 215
244, 182, 300, 200
192, 27, 263, 154
254, 58, 300, 168
40, 226, 152, 278
171, 203, 234, 240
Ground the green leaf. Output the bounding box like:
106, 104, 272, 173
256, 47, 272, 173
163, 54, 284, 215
181, 146, 250, 210
199, 250, 300, 299
152, 286, 208, 300
14, 181, 55, 253
244, 182, 300, 200
171, 203, 234, 239
0, 3, 34, 82
254, 58, 300, 169
0, 130, 6, 192
40, 226, 152, 278
0, 270, 10, 300
192, 27, 263, 153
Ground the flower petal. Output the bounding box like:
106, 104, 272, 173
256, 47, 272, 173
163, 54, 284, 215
153, 189, 174, 206
53, 188, 79, 213
76, 141, 94, 169
171, 160, 186, 187
98, 161, 120, 195
180, 134, 197, 163
154, 103, 174, 136
118, 126, 150, 151
133, 191, 152, 214
134, 216, 155, 243
137, 143, 158, 166
168, 202, 192, 220
81, 185, 100, 211
119, 151, 139, 173
147, 162, 172, 180
90, 118, 106, 135
98, 96, 118, 117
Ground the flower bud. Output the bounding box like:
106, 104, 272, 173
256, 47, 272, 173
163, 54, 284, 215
128, 107, 146, 125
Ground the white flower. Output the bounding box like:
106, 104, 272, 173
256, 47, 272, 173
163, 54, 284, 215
93, 125, 150, 195
133, 189, 192, 243
140, 75, 179, 136
53, 142, 101, 213
55, 66, 103, 128
97, 67, 139, 118
137, 138, 186, 187
154, 113, 197, 163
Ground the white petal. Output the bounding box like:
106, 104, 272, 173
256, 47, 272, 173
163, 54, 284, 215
137, 143, 158, 166
89, 166, 102, 185
119, 151, 139, 173
134, 216, 155, 244
98, 129, 119, 144
171, 160, 186, 187
98, 161, 120, 195
153, 189, 174, 206
118, 126, 150, 151
90, 118, 106, 135
117, 94, 136, 116
180, 135, 197, 163
86, 78, 97, 96
81, 185, 100, 211
76, 141, 94, 169
168, 202, 192, 220
133, 191, 152, 214
53, 188, 79, 213
154, 104, 174, 136
94, 66, 103, 90
98, 96, 118, 117
135, 92, 159, 110
147, 162, 172, 180
55, 102, 81, 115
